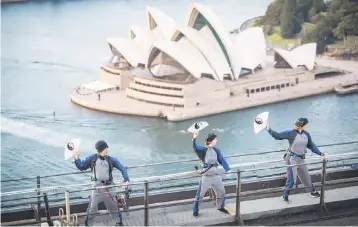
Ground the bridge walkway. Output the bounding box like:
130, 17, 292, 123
77, 185, 358, 226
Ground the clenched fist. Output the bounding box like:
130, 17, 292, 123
193, 131, 199, 139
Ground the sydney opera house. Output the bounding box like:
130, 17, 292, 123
71, 3, 352, 121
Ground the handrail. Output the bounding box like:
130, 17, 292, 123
2, 158, 356, 205
126, 141, 358, 169
2, 152, 357, 197
126, 151, 358, 186
1, 140, 357, 183
3, 156, 358, 226
1, 140, 356, 226
1, 151, 357, 197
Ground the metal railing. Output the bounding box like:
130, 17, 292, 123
2, 141, 357, 184
133, 156, 355, 226
1, 144, 357, 195
1, 141, 357, 221
1, 149, 357, 198
2, 150, 358, 226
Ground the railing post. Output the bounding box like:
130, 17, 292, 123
31, 205, 39, 225
36, 176, 41, 222
235, 170, 244, 225
43, 193, 54, 226
144, 180, 149, 226
65, 190, 71, 227
320, 159, 328, 213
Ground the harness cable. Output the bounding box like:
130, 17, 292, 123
102, 183, 131, 215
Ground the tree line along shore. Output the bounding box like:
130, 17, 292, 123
241, 0, 358, 60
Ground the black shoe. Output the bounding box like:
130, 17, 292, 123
193, 211, 199, 217
218, 208, 229, 214
310, 191, 320, 198
283, 196, 289, 203
115, 222, 124, 226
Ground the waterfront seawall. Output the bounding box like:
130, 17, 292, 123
71, 71, 356, 122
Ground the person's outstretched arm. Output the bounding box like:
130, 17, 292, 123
192, 131, 207, 160
110, 157, 130, 182
215, 148, 230, 172
74, 154, 96, 171
306, 132, 324, 156
193, 138, 207, 155
266, 125, 292, 140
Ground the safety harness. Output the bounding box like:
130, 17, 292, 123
90, 154, 131, 208
195, 162, 218, 175
90, 154, 113, 184
290, 152, 306, 159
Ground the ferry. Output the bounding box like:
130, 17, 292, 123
334, 80, 358, 95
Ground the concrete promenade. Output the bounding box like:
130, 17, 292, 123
70, 185, 358, 226
71, 59, 358, 122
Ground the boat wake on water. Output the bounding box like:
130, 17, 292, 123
1, 116, 357, 187
0, 117, 93, 151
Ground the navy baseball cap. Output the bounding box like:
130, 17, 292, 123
295, 118, 309, 127
206, 133, 217, 143
95, 140, 108, 153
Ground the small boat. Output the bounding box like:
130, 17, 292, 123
334, 80, 358, 95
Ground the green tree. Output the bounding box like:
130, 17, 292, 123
330, 0, 345, 12
334, 13, 358, 39
308, 6, 318, 22
291, 0, 357, 54
292, 16, 302, 34
325, 11, 342, 28
310, 13, 324, 24
312, 0, 326, 12
262, 0, 285, 26
304, 22, 334, 53
296, 0, 313, 21
281, 0, 296, 38
264, 25, 274, 35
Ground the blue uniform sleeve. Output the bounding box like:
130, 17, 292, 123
110, 157, 130, 182
214, 147, 230, 172
306, 132, 321, 155
193, 138, 207, 161
268, 128, 292, 140
75, 154, 95, 171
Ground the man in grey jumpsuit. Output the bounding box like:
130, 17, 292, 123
74, 140, 129, 226
266, 118, 324, 202
192, 131, 231, 217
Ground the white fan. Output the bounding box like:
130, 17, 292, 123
64, 138, 81, 160
187, 121, 209, 133
254, 112, 269, 134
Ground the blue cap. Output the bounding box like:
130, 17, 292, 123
206, 133, 217, 143
95, 140, 108, 153
295, 118, 309, 127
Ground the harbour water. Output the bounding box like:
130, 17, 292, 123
1, 0, 358, 196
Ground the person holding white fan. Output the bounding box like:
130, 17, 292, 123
191, 130, 231, 217
74, 140, 129, 226
265, 117, 324, 203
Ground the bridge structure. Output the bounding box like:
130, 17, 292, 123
1, 141, 358, 226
